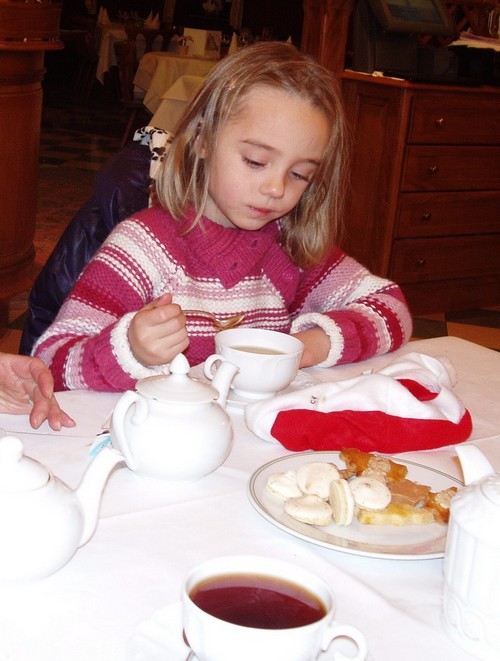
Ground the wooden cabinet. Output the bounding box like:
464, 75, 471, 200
340, 71, 500, 314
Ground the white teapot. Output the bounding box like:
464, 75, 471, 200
110, 353, 238, 481
0, 434, 123, 582
442, 445, 500, 660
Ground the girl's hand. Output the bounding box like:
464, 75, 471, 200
292, 328, 330, 368
128, 293, 190, 366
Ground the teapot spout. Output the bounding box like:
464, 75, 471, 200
76, 446, 124, 546
456, 444, 495, 486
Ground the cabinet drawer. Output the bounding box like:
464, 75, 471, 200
409, 93, 500, 145
396, 191, 500, 238
402, 146, 500, 191
390, 235, 500, 283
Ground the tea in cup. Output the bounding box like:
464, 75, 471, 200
204, 328, 303, 400
182, 555, 368, 661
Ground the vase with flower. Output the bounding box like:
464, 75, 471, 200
175, 34, 194, 55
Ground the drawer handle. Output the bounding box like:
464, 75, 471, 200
435, 117, 445, 127
428, 165, 438, 175
421, 212, 432, 222
415, 258, 426, 268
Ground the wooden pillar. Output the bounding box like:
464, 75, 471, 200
0, 1, 62, 335
301, 0, 355, 74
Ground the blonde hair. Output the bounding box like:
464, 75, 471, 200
155, 41, 349, 269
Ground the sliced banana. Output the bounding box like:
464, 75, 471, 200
329, 478, 355, 525
296, 462, 340, 499
265, 470, 302, 501
349, 476, 391, 511
284, 494, 333, 526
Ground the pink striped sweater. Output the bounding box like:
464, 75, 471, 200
34, 206, 412, 391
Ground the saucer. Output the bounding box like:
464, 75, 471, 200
126, 602, 192, 661
189, 366, 320, 412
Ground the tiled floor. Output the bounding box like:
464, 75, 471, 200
1, 74, 500, 355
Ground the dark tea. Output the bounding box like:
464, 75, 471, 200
189, 573, 327, 629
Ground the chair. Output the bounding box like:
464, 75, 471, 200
71, 29, 99, 102
114, 21, 173, 148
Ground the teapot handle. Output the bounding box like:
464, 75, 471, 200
203, 353, 225, 381
110, 390, 143, 470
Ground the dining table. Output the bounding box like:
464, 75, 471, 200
95, 23, 166, 85
0, 336, 498, 660
133, 51, 219, 115
150, 74, 206, 132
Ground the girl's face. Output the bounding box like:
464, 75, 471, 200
200, 85, 330, 230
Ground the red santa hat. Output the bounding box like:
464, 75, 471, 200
244, 353, 472, 454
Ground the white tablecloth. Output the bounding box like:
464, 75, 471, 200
96, 25, 165, 85
150, 74, 206, 132
134, 51, 219, 114
0, 337, 498, 660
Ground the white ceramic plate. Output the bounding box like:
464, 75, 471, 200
248, 451, 463, 560
189, 365, 319, 411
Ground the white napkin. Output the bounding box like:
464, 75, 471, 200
144, 13, 161, 30
98, 7, 111, 26
228, 32, 238, 55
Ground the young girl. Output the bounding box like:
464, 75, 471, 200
34, 42, 412, 392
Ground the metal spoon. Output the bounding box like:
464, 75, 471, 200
184, 309, 245, 330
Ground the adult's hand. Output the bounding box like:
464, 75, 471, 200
0, 353, 75, 431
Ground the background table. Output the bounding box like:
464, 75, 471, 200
150, 74, 206, 131
0, 337, 498, 660
134, 51, 219, 114
96, 24, 166, 85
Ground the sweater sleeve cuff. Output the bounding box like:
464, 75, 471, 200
291, 312, 344, 367
111, 312, 170, 380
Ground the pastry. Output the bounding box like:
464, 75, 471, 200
340, 448, 408, 481
329, 478, 355, 525
357, 502, 435, 526
296, 462, 340, 499
265, 449, 457, 530
387, 478, 431, 507
350, 476, 392, 511
425, 487, 458, 524
284, 494, 333, 526
265, 470, 303, 501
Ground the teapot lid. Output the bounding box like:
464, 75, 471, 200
0, 435, 49, 492
136, 353, 217, 404
480, 474, 500, 506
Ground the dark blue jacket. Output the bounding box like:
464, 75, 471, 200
20, 141, 152, 355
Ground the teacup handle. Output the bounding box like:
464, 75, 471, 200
203, 353, 225, 381
322, 623, 368, 661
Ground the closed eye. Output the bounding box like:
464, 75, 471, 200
291, 171, 311, 183
242, 156, 264, 169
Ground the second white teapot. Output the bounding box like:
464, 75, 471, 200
111, 353, 237, 482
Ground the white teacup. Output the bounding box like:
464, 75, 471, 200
204, 328, 304, 400
182, 555, 368, 661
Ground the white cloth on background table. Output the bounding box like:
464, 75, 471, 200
150, 74, 206, 131
134, 51, 219, 114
